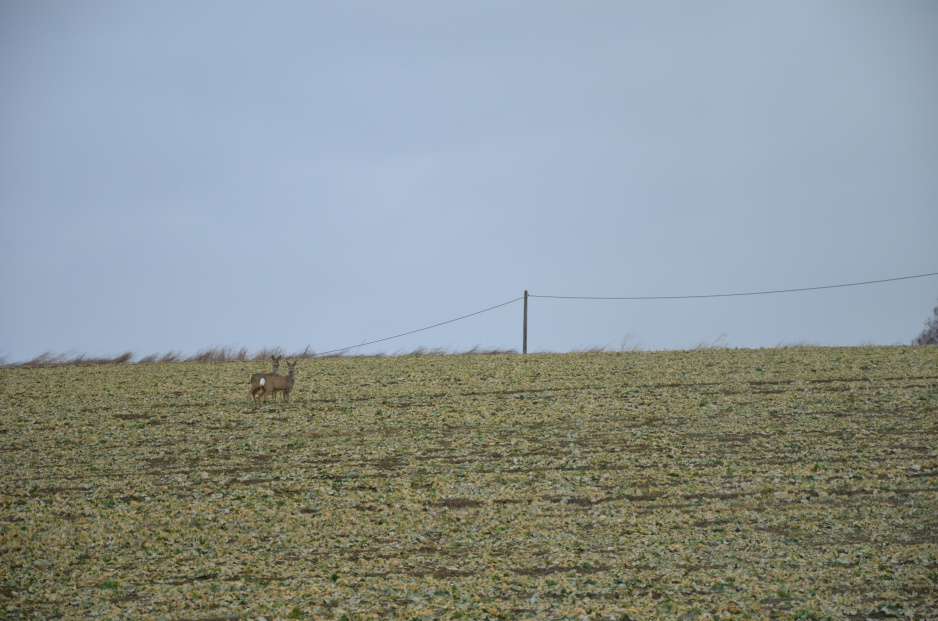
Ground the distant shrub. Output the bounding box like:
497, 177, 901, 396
912, 298, 938, 345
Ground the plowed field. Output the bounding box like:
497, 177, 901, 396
2, 346, 936, 619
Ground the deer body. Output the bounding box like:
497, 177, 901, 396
250, 355, 281, 405
258, 360, 297, 405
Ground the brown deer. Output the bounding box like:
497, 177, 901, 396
250, 355, 281, 405
257, 359, 297, 406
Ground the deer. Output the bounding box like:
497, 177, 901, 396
250, 355, 281, 405
256, 359, 297, 406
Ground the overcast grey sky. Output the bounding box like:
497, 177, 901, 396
2, 1, 937, 361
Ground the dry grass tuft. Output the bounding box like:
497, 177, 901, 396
690, 333, 730, 350
775, 340, 823, 348
287, 346, 318, 359
20, 350, 136, 367
619, 332, 645, 352
570, 344, 609, 353
403, 346, 451, 357
250, 346, 286, 361
157, 351, 182, 363
463, 345, 518, 355
188, 346, 238, 363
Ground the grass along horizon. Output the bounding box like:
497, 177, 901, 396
1, 346, 936, 618
0, 345, 518, 368
2, 337, 928, 368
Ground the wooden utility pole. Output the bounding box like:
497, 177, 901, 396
523, 290, 528, 354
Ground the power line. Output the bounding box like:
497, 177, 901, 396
317, 296, 524, 356
530, 271, 938, 301
314, 271, 936, 357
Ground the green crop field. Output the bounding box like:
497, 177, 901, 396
1, 346, 936, 620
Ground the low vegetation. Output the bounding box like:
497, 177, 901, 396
913, 298, 938, 346
3, 345, 519, 368
1, 346, 936, 619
